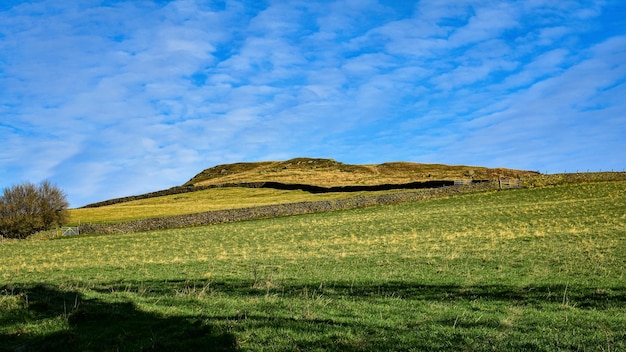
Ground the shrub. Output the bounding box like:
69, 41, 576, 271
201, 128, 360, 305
0, 181, 69, 239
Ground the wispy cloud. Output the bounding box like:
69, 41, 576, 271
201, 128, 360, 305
1, 0, 625, 206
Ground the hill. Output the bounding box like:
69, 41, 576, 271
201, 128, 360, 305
184, 157, 537, 187
66, 166, 626, 232
70, 158, 543, 229
81, 158, 537, 209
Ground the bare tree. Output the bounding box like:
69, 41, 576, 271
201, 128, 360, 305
0, 181, 70, 239
37, 181, 70, 229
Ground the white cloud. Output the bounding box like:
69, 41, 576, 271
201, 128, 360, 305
536, 26, 572, 45
442, 34, 626, 171
499, 48, 568, 89
1, 0, 624, 206
448, 2, 520, 47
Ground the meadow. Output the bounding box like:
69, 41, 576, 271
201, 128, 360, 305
1, 181, 625, 351
68, 187, 395, 224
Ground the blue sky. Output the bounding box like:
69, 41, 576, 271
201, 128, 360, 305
1, 0, 625, 207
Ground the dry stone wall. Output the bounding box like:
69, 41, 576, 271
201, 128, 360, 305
81, 180, 484, 208
79, 182, 496, 235
79, 172, 626, 235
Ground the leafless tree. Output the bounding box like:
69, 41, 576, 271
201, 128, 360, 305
0, 181, 69, 239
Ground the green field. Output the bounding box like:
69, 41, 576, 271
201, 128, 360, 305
1, 181, 625, 351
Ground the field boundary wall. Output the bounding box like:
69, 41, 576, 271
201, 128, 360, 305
80, 179, 489, 208
79, 181, 497, 235
78, 172, 626, 235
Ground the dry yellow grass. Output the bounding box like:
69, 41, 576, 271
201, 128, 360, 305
68, 187, 406, 224
69, 158, 539, 225
185, 158, 535, 187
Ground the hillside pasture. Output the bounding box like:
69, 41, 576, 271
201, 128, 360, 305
69, 187, 409, 224
1, 181, 625, 351
184, 158, 535, 187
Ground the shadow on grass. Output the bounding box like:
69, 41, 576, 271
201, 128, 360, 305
91, 279, 626, 310
89, 279, 626, 351
0, 284, 237, 352
3, 280, 625, 351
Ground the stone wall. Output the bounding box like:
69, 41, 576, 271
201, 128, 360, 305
79, 182, 496, 234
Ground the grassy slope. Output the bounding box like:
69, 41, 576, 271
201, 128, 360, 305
70, 158, 539, 225
184, 157, 536, 187
2, 181, 625, 351
68, 188, 412, 224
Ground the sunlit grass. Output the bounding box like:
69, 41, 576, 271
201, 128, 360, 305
2, 181, 625, 351
187, 158, 535, 188
68, 187, 405, 224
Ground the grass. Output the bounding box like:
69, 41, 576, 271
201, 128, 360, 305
68, 187, 411, 224
185, 157, 535, 187
1, 181, 625, 351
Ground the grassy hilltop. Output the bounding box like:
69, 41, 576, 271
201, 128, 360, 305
184, 157, 536, 187
70, 158, 537, 225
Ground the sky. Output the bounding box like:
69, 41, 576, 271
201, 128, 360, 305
1, 0, 625, 207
